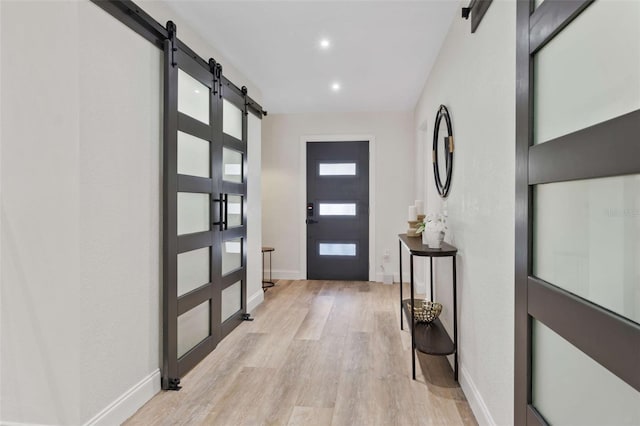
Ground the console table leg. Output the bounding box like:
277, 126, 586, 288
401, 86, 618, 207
399, 240, 403, 330
410, 254, 416, 380
453, 255, 458, 382
430, 257, 434, 301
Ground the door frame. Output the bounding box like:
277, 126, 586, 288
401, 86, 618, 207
299, 135, 376, 281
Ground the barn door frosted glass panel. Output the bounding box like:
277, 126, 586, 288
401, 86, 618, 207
226, 195, 243, 228
533, 175, 640, 324
223, 148, 243, 183
178, 69, 209, 125
177, 248, 210, 297
221, 281, 242, 322
222, 99, 242, 140
177, 193, 210, 235
532, 321, 640, 425
177, 301, 210, 358
222, 238, 242, 275
178, 131, 210, 178
534, 0, 640, 144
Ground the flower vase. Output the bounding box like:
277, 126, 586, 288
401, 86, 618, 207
424, 230, 444, 249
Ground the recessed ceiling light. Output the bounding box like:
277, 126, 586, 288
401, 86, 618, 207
331, 82, 341, 92
194, 89, 200, 94
319, 38, 331, 49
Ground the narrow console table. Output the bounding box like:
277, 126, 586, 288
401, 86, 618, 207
398, 234, 458, 381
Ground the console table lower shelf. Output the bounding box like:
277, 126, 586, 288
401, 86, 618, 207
398, 234, 458, 381
402, 300, 455, 356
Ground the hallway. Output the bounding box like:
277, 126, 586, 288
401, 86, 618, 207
126, 281, 476, 425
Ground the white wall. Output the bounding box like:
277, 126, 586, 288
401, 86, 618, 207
0, 1, 264, 424
77, 3, 162, 422
1, 2, 82, 423
261, 111, 414, 281
413, 1, 516, 425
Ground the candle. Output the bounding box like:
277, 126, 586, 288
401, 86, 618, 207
415, 200, 424, 215
408, 206, 417, 221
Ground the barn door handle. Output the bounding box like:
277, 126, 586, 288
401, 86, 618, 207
213, 193, 226, 231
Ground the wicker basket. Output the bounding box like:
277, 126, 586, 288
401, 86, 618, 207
407, 300, 442, 324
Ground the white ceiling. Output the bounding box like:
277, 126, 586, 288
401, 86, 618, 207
165, 1, 459, 114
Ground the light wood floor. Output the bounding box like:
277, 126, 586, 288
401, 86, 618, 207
125, 280, 477, 426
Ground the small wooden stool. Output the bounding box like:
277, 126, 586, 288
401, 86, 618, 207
262, 247, 275, 291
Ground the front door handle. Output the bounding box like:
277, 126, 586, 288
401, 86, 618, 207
306, 219, 318, 225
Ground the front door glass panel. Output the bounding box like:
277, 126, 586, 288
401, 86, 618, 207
319, 242, 357, 257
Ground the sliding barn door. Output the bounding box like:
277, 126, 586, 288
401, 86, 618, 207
162, 32, 248, 390
515, 0, 640, 423
218, 82, 248, 338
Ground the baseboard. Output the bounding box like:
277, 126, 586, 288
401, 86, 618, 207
83, 369, 161, 426
271, 269, 302, 280
247, 289, 264, 313
459, 364, 496, 426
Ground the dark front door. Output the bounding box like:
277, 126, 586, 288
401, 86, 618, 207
306, 141, 369, 280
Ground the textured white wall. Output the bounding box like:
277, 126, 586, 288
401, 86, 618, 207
77, 2, 162, 421
1, 2, 82, 424
0, 1, 264, 424
414, 1, 516, 425
261, 111, 414, 281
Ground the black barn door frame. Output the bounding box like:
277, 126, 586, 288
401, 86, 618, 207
515, 0, 640, 424
89, 0, 265, 391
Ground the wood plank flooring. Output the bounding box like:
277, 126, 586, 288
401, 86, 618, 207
125, 280, 478, 426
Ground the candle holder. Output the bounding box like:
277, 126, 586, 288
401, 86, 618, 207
407, 220, 420, 237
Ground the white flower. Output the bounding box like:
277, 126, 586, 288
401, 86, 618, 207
417, 212, 448, 234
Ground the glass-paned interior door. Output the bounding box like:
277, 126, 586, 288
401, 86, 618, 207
162, 44, 222, 390
217, 87, 247, 338
161, 23, 258, 390
515, 0, 640, 423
